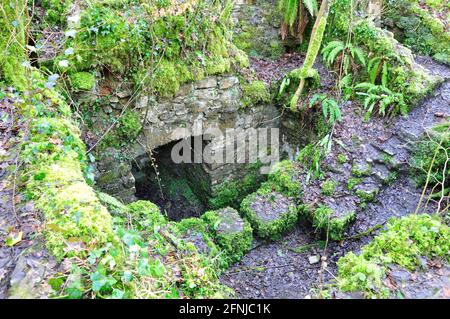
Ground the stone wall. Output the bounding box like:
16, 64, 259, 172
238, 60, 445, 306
93, 74, 280, 204
232, 0, 285, 59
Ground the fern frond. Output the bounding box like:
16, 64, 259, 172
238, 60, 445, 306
351, 46, 366, 66
286, 0, 299, 28
381, 62, 389, 87
302, 0, 318, 17
326, 44, 344, 66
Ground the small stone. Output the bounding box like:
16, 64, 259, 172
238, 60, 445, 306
308, 255, 320, 264
136, 95, 149, 109
116, 89, 132, 98
103, 106, 113, 114
109, 96, 119, 103
195, 77, 217, 89
219, 76, 238, 90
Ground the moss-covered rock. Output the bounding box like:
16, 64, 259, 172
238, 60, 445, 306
384, 0, 450, 64
351, 160, 372, 177
258, 160, 302, 198
336, 214, 450, 298
58, 0, 248, 98
202, 207, 253, 265
208, 163, 265, 209
309, 204, 355, 241
321, 179, 336, 196
355, 186, 380, 203
240, 192, 298, 240
127, 200, 167, 230
0, 0, 27, 89
174, 217, 226, 269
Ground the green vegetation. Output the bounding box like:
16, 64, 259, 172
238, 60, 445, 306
347, 177, 362, 191
241, 192, 298, 240
0, 0, 27, 89
355, 188, 379, 203
410, 122, 450, 190
202, 207, 253, 265
321, 40, 366, 72
69, 72, 96, 91
208, 163, 264, 209
41, 0, 73, 25
258, 160, 302, 198
241, 80, 271, 107
309, 205, 355, 241
337, 214, 450, 298
321, 179, 336, 196
385, 0, 450, 64
2, 0, 449, 300
309, 94, 342, 124
53, 0, 246, 97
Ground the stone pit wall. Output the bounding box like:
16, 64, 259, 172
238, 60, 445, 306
94, 74, 280, 204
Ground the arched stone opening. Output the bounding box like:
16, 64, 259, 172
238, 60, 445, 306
131, 137, 213, 221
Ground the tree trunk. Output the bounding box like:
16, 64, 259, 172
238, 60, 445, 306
290, 0, 333, 111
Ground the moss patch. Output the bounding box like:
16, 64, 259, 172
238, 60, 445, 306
202, 207, 253, 265
69, 72, 96, 91
241, 192, 298, 240
241, 80, 271, 107
337, 214, 450, 298
310, 205, 355, 241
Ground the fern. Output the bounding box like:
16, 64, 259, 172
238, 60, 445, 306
321, 40, 366, 72
309, 93, 342, 124
355, 82, 407, 119
279, 0, 318, 28
303, 0, 318, 17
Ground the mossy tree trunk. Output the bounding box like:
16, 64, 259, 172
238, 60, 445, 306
290, 0, 332, 110
0, 0, 28, 89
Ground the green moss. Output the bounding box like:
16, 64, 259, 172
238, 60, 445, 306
152, 60, 181, 97
57, 0, 243, 98
257, 160, 301, 198
347, 177, 362, 191
337, 214, 450, 298
240, 192, 298, 240
241, 80, 270, 107
97, 109, 142, 150
385, 0, 450, 64
355, 188, 379, 202
311, 205, 355, 241
351, 162, 372, 177
0, 0, 27, 89
69, 72, 96, 91
327, 1, 441, 104
127, 200, 167, 230
337, 153, 348, 165
202, 207, 253, 265
27, 158, 115, 260
321, 179, 336, 196
41, 0, 73, 26
208, 163, 264, 209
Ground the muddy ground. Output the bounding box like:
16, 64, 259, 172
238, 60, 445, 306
220, 56, 450, 299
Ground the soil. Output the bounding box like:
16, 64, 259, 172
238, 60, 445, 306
220, 55, 450, 299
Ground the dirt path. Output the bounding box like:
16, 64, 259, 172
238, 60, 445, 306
220, 56, 450, 299
0, 94, 56, 299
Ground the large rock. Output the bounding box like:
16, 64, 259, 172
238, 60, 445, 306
202, 207, 253, 264
240, 192, 298, 240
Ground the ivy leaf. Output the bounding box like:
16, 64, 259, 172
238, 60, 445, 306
5, 231, 23, 247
